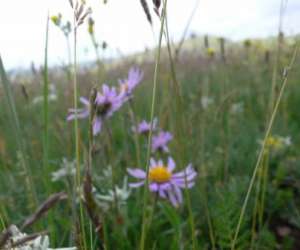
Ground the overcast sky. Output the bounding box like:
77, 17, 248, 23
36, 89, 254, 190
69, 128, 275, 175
0, 0, 299, 69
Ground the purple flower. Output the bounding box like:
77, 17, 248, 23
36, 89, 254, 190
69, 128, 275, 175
152, 131, 173, 153
119, 67, 143, 96
127, 157, 197, 207
67, 84, 127, 135
132, 118, 157, 135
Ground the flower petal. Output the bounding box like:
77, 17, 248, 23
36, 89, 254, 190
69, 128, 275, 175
173, 184, 183, 204
93, 118, 102, 135
127, 168, 146, 179
167, 157, 176, 172
80, 97, 90, 106
167, 189, 178, 207
149, 183, 159, 192
129, 181, 145, 188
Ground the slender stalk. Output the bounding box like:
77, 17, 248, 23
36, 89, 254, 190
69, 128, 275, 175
259, 151, 270, 226
268, 0, 286, 116
72, 9, 87, 249
139, 1, 167, 249
0, 211, 5, 230
128, 101, 142, 169
43, 13, 50, 171
231, 45, 298, 250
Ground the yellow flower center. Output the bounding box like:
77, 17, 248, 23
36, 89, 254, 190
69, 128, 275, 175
149, 166, 171, 183
266, 136, 282, 149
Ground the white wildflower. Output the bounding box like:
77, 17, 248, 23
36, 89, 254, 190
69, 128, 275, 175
230, 102, 244, 114
201, 96, 214, 109
258, 135, 292, 151
3, 225, 76, 250
95, 176, 131, 209
51, 158, 76, 182
32, 84, 57, 105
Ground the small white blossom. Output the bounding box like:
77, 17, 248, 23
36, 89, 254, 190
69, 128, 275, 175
51, 158, 76, 182
95, 176, 131, 210
32, 84, 57, 105
3, 225, 76, 250
230, 102, 244, 114
201, 96, 214, 109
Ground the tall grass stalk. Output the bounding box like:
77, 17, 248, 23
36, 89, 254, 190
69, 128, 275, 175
0, 212, 5, 230
250, 151, 268, 247
43, 13, 50, 171
268, 0, 286, 116
128, 101, 142, 170
139, 1, 167, 249
0, 57, 37, 209
231, 44, 299, 250
71, 5, 87, 249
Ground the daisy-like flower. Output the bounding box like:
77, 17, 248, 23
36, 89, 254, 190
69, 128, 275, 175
127, 157, 197, 207
258, 135, 291, 152
132, 118, 157, 135
67, 84, 127, 135
152, 131, 173, 153
119, 67, 143, 96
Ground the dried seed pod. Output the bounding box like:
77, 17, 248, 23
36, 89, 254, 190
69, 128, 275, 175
140, 0, 152, 25
69, 0, 74, 8
153, 0, 161, 9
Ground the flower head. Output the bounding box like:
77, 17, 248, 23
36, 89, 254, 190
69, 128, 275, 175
51, 158, 76, 182
67, 84, 127, 135
119, 67, 143, 96
207, 47, 215, 57
152, 131, 173, 153
133, 118, 157, 135
127, 157, 197, 207
201, 96, 214, 109
260, 135, 291, 151
95, 176, 131, 210
230, 102, 244, 115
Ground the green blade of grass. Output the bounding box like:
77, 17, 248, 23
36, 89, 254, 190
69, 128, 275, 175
43, 13, 50, 170
0, 56, 37, 209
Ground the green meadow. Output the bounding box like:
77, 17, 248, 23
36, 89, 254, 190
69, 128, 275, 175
1, 1, 300, 249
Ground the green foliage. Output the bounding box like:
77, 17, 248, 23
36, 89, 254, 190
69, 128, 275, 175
211, 178, 251, 250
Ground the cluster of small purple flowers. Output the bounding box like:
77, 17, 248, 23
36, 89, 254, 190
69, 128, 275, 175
67, 66, 196, 207
67, 67, 143, 135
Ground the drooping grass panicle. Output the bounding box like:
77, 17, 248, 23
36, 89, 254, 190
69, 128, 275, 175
21, 192, 68, 230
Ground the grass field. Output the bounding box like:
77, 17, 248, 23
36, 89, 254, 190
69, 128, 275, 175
1, 1, 300, 249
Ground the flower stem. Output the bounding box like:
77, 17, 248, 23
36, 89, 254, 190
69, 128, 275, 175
139, 1, 168, 249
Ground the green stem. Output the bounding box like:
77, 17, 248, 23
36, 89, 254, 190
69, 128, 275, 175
231, 45, 298, 250
43, 13, 49, 171
0, 57, 37, 209
72, 12, 87, 249
128, 101, 142, 169
259, 151, 269, 226
139, 1, 168, 249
